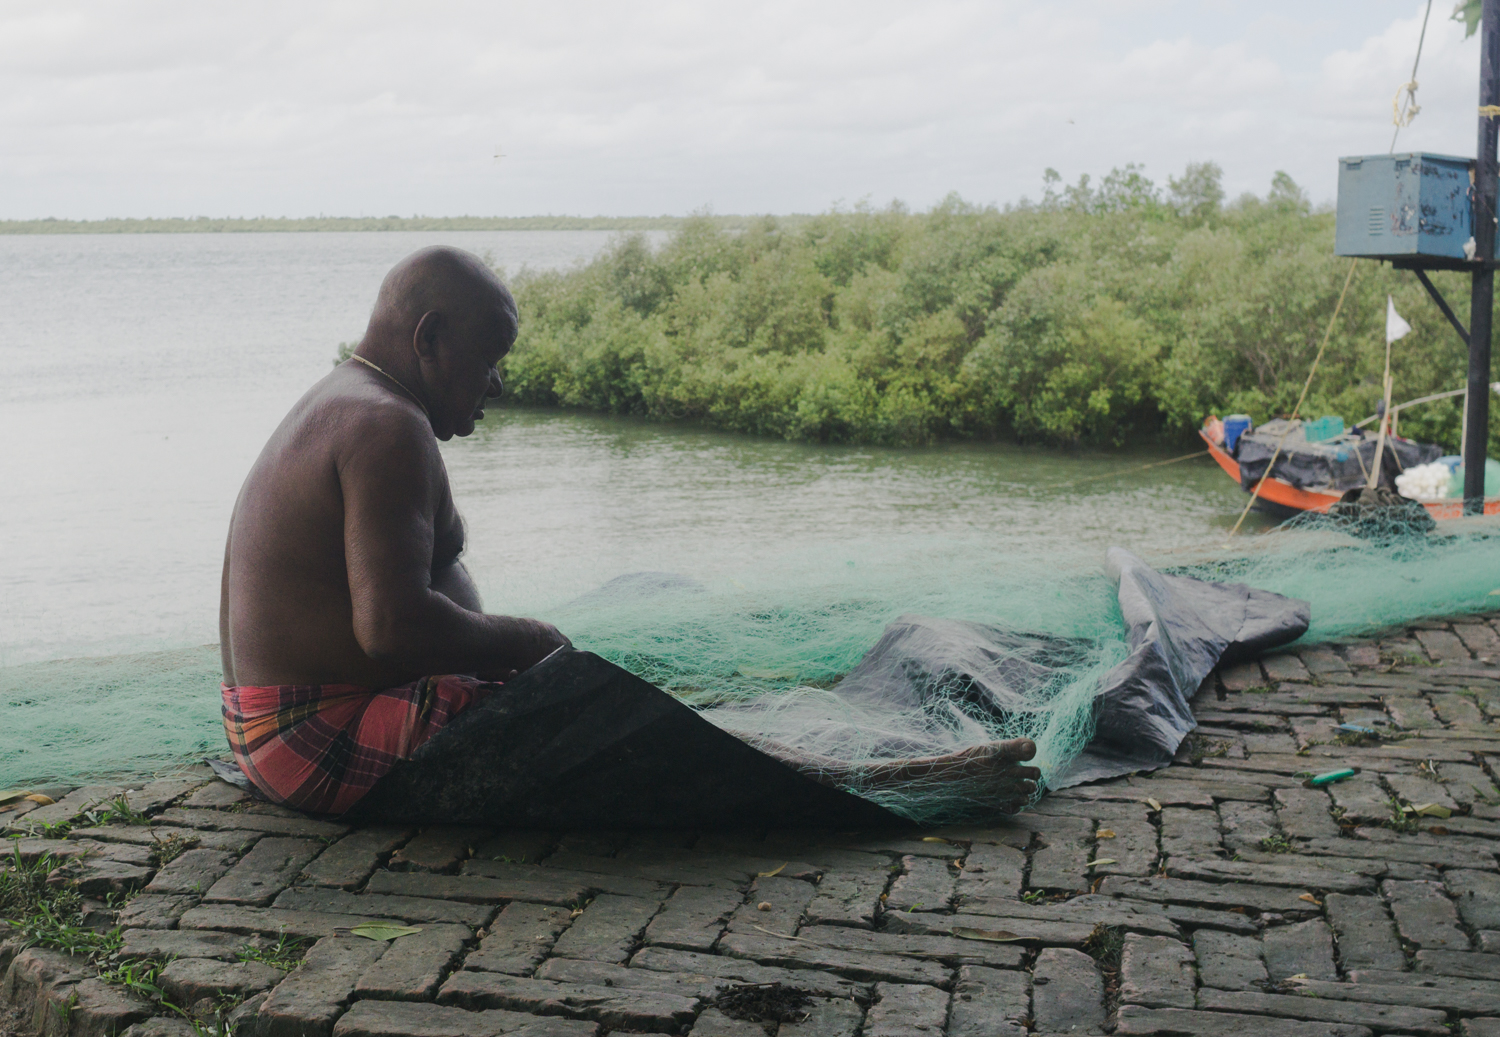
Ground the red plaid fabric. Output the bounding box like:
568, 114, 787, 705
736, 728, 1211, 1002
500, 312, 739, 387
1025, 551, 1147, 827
222, 675, 496, 815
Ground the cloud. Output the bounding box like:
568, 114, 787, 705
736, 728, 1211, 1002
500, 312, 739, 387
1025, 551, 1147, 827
0, 0, 1480, 217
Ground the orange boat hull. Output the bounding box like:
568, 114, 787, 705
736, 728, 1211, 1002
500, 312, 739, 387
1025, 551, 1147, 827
1198, 430, 1500, 520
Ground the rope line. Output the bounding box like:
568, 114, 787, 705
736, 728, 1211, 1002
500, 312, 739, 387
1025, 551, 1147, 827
1063, 450, 1209, 487
1225, 259, 1361, 542
1391, 0, 1435, 151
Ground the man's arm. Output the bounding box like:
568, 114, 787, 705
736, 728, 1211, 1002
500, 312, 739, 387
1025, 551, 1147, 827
339, 408, 566, 676
431, 559, 483, 612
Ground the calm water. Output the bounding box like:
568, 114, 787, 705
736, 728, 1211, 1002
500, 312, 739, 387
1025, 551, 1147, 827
0, 230, 1262, 784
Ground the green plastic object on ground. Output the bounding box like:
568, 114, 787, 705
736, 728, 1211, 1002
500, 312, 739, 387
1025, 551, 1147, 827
1303, 416, 1344, 443
1308, 768, 1357, 786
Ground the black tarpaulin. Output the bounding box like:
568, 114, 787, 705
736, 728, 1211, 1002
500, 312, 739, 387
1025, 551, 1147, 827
1053, 548, 1309, 786
346, 549, 1308, 825
346, 648, 907, 828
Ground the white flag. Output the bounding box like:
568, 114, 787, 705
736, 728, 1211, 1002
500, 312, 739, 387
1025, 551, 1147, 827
1386, 296, 1412, 343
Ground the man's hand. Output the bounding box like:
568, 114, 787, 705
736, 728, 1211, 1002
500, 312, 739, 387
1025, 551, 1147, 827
477, 619, 571, 681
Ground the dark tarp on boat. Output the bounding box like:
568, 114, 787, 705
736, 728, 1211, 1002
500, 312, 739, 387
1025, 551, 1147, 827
1235, 418, 1441, 493
345, 549, 1308, 826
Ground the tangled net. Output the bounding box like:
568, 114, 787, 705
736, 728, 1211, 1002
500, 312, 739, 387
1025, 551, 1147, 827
5, 519, 1500, 815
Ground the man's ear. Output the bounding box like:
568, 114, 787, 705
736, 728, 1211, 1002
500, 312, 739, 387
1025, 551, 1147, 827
413, 310, 444, 361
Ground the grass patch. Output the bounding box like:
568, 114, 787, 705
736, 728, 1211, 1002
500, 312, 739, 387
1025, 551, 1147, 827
148, 832, 192, 868
1258, 834, 1295, 855
1083, 922, 1126, 1013
1184, 736, 1230, 765
1385, 796, 1420, 834
0, 842, 120, 961
236, 932, 308, 972
2, 840, 243, 1036
96, 956, 169, 1002
23, 795, 153, 839
89, 796, 153, 828
1082, 922, 1124, 969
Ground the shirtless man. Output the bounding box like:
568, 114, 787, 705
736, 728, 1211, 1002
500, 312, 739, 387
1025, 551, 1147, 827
221, 245, 1039, 818
220, 247, 568, 813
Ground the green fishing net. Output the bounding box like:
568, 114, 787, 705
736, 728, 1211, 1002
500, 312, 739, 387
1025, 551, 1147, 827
5, 520, 1500, 814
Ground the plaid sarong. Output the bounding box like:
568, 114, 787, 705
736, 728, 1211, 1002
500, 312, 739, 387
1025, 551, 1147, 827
222, 675, 496, 815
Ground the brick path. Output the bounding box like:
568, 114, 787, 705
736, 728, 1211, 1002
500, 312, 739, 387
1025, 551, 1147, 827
5, 615, 1500, 1036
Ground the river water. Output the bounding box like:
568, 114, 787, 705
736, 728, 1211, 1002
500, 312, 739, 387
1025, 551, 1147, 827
0, 230, 1259, 786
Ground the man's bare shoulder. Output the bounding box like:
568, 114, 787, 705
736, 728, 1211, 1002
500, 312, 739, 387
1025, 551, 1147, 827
305, 367, 439, 465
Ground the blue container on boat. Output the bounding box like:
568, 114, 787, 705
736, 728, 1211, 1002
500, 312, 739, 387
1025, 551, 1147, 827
1223, 415, 1252, 452
1335, 153, 1473, 261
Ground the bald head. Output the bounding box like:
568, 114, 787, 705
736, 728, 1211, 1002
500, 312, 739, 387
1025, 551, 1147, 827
352, 246, 516, 440
368, 246, 518, 346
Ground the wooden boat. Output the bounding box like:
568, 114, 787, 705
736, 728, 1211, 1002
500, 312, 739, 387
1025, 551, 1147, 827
1200, 427, 1500, 521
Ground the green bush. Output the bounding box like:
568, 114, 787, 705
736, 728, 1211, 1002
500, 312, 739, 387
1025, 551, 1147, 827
501, 167, 1497, 451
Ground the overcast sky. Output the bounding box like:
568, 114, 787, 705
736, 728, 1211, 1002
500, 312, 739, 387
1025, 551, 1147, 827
0, 0, 1486, 219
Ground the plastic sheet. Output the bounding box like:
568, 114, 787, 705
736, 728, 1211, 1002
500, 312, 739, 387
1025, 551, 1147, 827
350, 550, 1309, 826
347, 648, 905, 828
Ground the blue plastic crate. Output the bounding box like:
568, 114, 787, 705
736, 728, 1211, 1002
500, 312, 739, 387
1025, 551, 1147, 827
1334, 153, 1473, 260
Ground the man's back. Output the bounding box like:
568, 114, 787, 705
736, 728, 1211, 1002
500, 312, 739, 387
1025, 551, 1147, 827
220, 366, 451, 689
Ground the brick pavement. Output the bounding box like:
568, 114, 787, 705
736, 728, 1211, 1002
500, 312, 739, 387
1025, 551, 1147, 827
5, 614, 1500, 1035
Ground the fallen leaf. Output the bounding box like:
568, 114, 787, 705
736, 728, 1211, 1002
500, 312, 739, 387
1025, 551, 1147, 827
23, 794, 54, 806
921, 837, 950, 844
1409, 803, 1452, 819
1086, 859, 1117, 868
0, 789, 32, 806
1427, 826, 1450, 836
1298, 894, 1322, 907
951, 926, 1023, 942
1096, 830, 1116, 839
951, 859, 965, 870
346, 923, 422, 942
1145, 797, 1162, 811
756, 863, 788, 878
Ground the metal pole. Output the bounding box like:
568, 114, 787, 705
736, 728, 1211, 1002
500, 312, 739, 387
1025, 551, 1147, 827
1466, 0, 1500, 511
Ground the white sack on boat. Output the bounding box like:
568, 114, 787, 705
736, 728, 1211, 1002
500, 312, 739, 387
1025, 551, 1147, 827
1394, 460, 1452, 501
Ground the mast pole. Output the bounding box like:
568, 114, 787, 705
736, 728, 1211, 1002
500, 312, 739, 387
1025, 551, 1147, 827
1465, 0, 1500, 511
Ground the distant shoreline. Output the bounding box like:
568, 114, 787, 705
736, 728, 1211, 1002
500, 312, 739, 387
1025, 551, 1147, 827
0, 214, 799, 234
